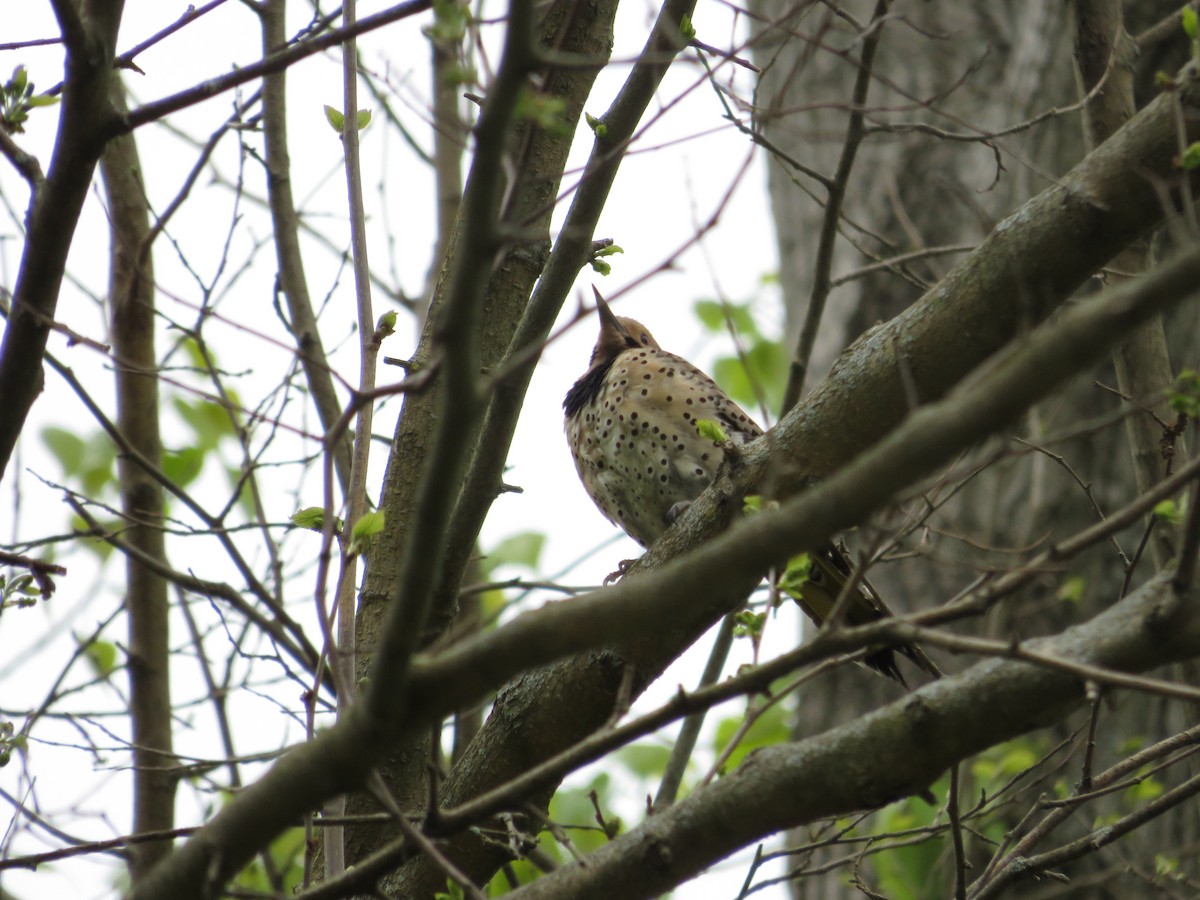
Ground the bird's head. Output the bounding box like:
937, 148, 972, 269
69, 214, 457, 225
589, 288, 660, 367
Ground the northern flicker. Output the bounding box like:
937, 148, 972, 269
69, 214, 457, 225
563, 289, 938, 686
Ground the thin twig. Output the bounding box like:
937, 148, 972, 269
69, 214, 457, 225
782, 0, 892, 412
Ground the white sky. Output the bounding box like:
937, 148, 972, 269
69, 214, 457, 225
0, 1, 819, 897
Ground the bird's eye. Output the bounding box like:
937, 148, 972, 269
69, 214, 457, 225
640, 334, 650, 345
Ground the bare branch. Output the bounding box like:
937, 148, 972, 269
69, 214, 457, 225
120, 0, 434, 133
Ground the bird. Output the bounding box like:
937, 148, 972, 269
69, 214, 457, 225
563, 288, 939, 686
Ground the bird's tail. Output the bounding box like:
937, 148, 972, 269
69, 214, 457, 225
784, 541, 941, 688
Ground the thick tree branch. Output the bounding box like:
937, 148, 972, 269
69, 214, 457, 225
432, 0, 697, 694
99, 79, 177, 881
383, 63, 1200, 892
1070, 0, 1179, 569
362, 0, 536, 727
128, 236, 1200, 900
504, 576, 1199, 900
0, 1, 126, 482
730, 62, 1200, 497
411, 245, 1200, 718
260, 0, 353, 494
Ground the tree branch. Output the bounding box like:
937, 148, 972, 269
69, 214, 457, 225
260, 0, 353, 494
120, 0, 433, 134
0, 0, 125, 482
128, 51, 1200, 900
781, 0, 892, 411
99, 78, 177, 881
503, 575, 1199, 900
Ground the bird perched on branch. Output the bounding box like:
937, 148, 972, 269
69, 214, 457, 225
563, 288, 938, 686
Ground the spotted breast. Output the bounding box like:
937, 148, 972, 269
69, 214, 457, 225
563, 292, 759, 547
563, 289, 939, 686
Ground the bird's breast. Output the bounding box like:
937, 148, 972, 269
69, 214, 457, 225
565, 348, 740, 546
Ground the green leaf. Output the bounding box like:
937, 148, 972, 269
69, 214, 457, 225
224, 464, 257, 520
693, 300, 758, 337
478, 587, 507, 620
733, 609, 766, 639
873, 774, 954, 899
1169, 369, 1200, 415
594, 244, 623, 259
1127, 773, 1164, 802
546, 775, 616, 854
377, 310, 397, 335
589, 258, 611, 276
585, 112, 608, 137
695, 419, 728, 443
969, 737, 1044, 783
777, 553, 812, 597
180, 336, 210, 371
1183, 6, 1199, 40
440, 64, 477, 87
425, 0, 469, 43
173, 396, 234, 448
291, 507, 337, 532
1156, 854, 1181, 879
42, 427, 86, 475
44, 428, 118, 495
162, 446, 205, 487
680, 12, 696, 41
232, 828, 305, 893
72, 514, 116, 562
324, 104, 344, 132
615, 743, 672, 779
1179, 141, 1200, 170
1055, 575, 1086, 604
712, 334, 786, 410
513, 89, 570, 136
3, 574, 35, 598
1154, 498, 1186, 526
355, 109, 372, 131
83, 639, 119, 678
347, 510, 385, 556
485, 531, 546, 575
713, 701, 789, 773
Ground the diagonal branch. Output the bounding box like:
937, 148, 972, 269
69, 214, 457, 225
502, 575, 1200, 900
128, 51, 1200, 900
0, 0, 126, 482
410, 244, 1200, 719
120, 0, 434, 134
394, 60, 1200, 893
363, 0, 538, 725
127, 220, 1200, 900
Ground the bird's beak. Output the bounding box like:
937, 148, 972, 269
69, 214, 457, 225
593, 286, 622, 333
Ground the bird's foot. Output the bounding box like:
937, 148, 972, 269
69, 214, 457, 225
603, 559, 636, 585
664, 500, 692, 526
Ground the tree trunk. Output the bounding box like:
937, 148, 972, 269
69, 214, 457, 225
747, 2, 1197, 895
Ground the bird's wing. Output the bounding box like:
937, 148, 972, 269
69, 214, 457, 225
792, 542, 942, 685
